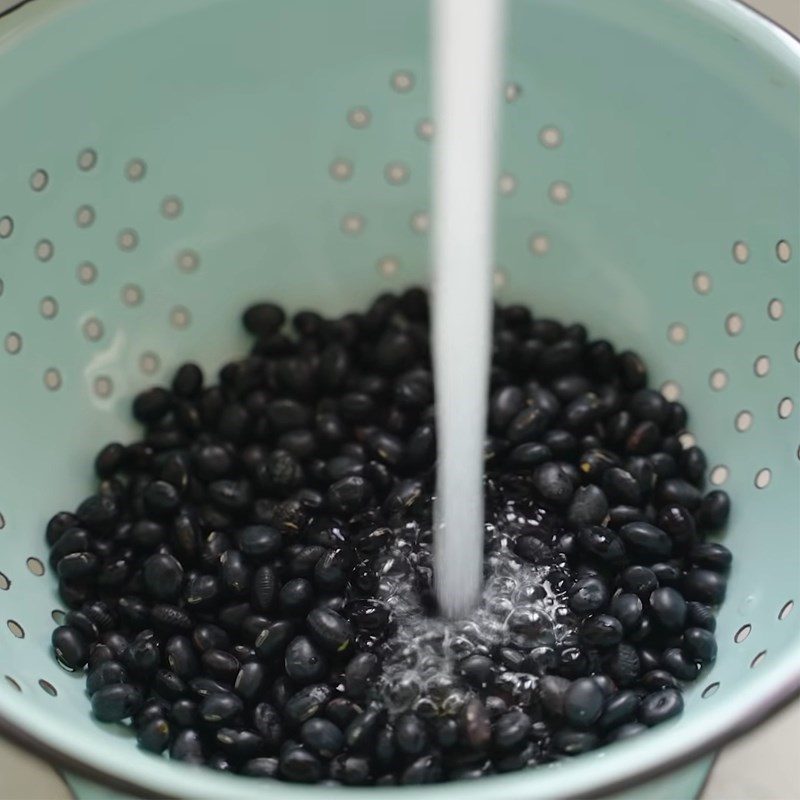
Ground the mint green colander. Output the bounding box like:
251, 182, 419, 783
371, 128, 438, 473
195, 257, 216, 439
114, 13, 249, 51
0, 1, 798, 798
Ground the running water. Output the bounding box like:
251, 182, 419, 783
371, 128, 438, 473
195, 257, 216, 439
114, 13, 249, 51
432, 0, 506, 617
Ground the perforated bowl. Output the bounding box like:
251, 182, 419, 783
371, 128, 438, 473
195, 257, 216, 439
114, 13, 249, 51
0, 0, 798, 798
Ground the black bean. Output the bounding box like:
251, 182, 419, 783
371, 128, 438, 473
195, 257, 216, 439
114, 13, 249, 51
610, 593, 644, 631
638, 688, 683, 726
345, 599, 390, 632
577, 527, 626, 567
284, 636, 326, 685
649, 587, 687, 631
686, 601, 717, 632
460, 697, 491, 750
567, 485, 609, 528
682, 627, 717, 663
607, 722, 647, 742
52, 626, 89, 671
696, 490, 730, 531
568, 576, 610, 615
532, 462, 574, 505
656, 504, 697, 552
307, 608, 354, 654
138, 718, 170, 753
192, 624, 230, 653
602, 467, 641, 506
170, 728, 205, 764
251, 702, 284, 748
275, 578, 312, 617
683, 568, 727, 604
92, 684, 143, 722
401, 755, 443, 785
580, 614, 624, 647
243, 757, 280, 777
661, 647, 699, 680
63, 610, 99, 642
563, 677, 604, 729
689, 542, 732, 573
154, 669, 188, 701
298, 717, 343, 759
202, 650, 240, 683
617, 351, 648, 390
86, 660, 128, 694
553, 728, 599, 754
243, 302, 285, 336
620, 521, 672, 561
640, 670, 679, 691
345, 707, 384, 752
314, 548, 353, 593
493, 710, 532, 750
142, 554, 183, 601
200, 692, 244, 725
607, 643, 640, 687
598, 690, 639, 730
254, 621, 294, 662
656, 478, 702, 510
132, 387, 172, 424
231, 662, 265, 703
237, 525, 282, 560
505, 406, 550, 444
515, 536, 552, 565
651, 561, 682, 588
327, 476, 373, 516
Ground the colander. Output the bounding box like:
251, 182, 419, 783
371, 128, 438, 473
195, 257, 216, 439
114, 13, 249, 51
0, 0, 798, 798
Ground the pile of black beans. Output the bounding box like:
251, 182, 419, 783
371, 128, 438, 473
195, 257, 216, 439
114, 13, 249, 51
46, 289, 731, 785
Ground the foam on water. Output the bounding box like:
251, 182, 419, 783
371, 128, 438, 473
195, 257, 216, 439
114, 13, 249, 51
376, 501, 574, 717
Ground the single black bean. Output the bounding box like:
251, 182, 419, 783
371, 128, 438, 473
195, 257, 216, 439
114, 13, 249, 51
52, 626, 89, 670
301, 717, 344, 758
393, 712, 428, 755
683, 568, 727, 604
283, 684, 333, 728
640, 670, 679, 691
278, 578, 315, 617
564, 677, 604, 728
649, 587, 687, 631
577, 527, 626, 567
610, 593, 644, 631
607, 643, 641, 687
656, 478, 702, 510
689, 542, 732, 573
619, 565, 658, 598
532, 462, 574, 505
199, 692, 244, 725
243, 757, 280, 778
683, 627, 718, 663
686, 601, 717, 632
567, 485, 609, 528
91, 684, 143, 722
661, 647, 699, 680
656, 504, 697, 551
238, 525, 282, 560
86, 660, 128, 695
142, 553, 183, 601
638, 688, 684, 726
460, 697, 491, 750
552, 728, 599, 754
607, 722, 647, 742
138, 718, 170, 753
568, 576, 610, 615
696, 490, 730, 531
603, 467, 642, 505
170, 728, 205, 764
345, 707, 385, 752
202, 649, 240, 683
234, 662, 267, 702
620, 521, 672, 561
580, 614, 624, 647
255, 621, 294, 661
598, 690, 640, 730
506, 406, 552, 444
285, 636, 327, 685
493, 710, 532, 750
307, 608, 354, 654
401, 755, 443, 785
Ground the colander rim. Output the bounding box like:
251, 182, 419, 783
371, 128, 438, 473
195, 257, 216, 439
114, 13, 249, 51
0, 0, 798, 797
